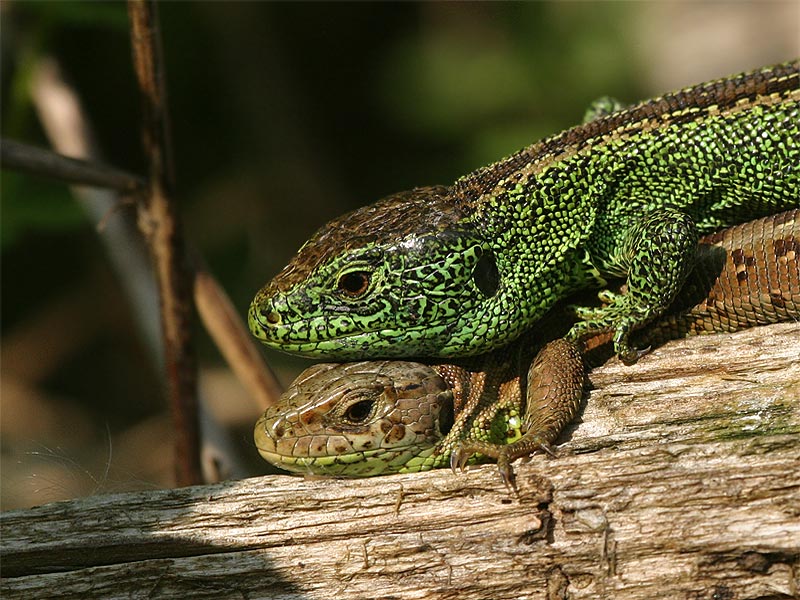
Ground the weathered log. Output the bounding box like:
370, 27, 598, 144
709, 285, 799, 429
2, 322, 799, 600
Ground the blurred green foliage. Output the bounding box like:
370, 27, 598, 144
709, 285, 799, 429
376, 2, 638, 161
1, 2, 131, 248
1, 173, 83, 248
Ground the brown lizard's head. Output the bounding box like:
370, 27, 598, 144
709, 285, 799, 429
254, 360, 455, 476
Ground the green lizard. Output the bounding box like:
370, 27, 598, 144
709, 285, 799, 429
254, 211, 800, 486
250, 61, 799, 363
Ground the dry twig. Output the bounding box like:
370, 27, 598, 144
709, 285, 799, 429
0, 139, 144, 192
127, 0, 201, 486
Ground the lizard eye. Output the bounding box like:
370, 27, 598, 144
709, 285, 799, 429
337, 270, 371, 297
344, 398, 375, 423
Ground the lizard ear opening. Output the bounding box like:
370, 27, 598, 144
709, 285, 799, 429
437, 394, 455, 436
473, 251, 500, 297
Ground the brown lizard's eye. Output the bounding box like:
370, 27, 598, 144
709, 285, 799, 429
344, 398, 375, 423
337, 271, 371, 297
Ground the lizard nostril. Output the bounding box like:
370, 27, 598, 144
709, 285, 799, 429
256, 301, 281, 326
249, 296, 283, 335
270, 421, 285, 438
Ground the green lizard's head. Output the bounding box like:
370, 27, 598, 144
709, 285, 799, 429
249, 185, 509, 359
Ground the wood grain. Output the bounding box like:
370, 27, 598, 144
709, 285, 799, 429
2, 322, 798, 599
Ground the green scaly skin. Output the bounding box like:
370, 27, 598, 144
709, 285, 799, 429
250, 61, 799, 363
254, 212, 800, 484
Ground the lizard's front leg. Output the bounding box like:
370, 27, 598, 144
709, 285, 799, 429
568, 208, 698, 364
451, 338, 586, 492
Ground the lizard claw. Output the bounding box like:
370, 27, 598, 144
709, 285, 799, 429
596, 288, 624, 305
496, 457, 518, 496
538, 442, 558, 458
449, 447, 471, 474
619, 344, 651, 365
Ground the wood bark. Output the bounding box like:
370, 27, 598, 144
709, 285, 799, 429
2, 322, 799, 600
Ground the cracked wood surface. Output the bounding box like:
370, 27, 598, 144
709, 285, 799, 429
1, 322, 799, 599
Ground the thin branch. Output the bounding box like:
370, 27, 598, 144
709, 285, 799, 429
0, 137, 283, 413
29, 55, 164, 366
10, 4, 281, 486
0, 138, 144, 192
127, 0, 201, 486
29, 55, 263, 483
193, 261, 284, 411
25, 56, 282, 412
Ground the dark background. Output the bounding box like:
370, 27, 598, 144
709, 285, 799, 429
2, 1, 797, 509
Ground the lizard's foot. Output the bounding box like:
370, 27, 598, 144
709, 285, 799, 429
575, 208, 698, 364
451, 437, 556, 494
450, 338, 584, 493
567, 288, 625, 321
567, 300, 652, 364
582, 96, 625, 123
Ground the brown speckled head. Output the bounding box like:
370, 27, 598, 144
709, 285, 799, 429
268, 186, 459, 293
253, 360, 455, 476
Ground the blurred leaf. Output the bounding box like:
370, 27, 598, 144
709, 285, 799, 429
374, 3, 643, 172
1, 172, 87, 249
378, 33, 536, 139
17, 1, 129, 30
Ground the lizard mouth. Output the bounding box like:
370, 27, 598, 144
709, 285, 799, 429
251, 322, 431, 358
247, 295, 382, 356
248, 298, 457, 359
254, 416, 431, 477
253, 446, 409, 477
